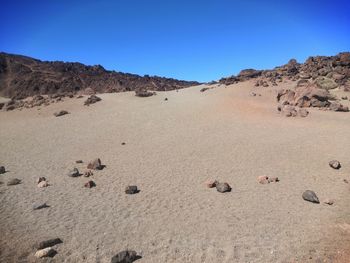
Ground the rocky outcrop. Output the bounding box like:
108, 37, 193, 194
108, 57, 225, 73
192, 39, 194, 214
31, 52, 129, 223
219, 52, 350, 88
277, 83, 348, 112
0, 52, 200, 99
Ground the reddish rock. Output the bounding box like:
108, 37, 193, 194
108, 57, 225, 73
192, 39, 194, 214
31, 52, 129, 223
258, 176, 269, 184
205, 180, 218, 188
84, 180, 96, 188
87, 158, 103, 170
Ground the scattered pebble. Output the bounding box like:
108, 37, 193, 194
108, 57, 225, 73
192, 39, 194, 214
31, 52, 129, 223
38, 181, 49, 188
67, 168, 80, 177
84, 180, 96, 188
36, 238, 63, 249
121, 142, 126, 145
164, 98, 168, 101
111, 250, 139, 263
54, 110, 69, 117
329, 160, 341, 169
37, 177, 46, 184
33, 203, 49, 210
83, 170, 94, 177
200, 87, 209, 92
0, 166, 5, 174
323, 199, 334, 205
257, 176, 269, 184
258, 176, 279, 184
34, 247, 57, 258
344, 179, 349, 184
302, 190, 320, 204
298, 108, 309, 117
87, 158, 103, 170
204, 179, 218, 188
7, 178, 21, 186
76, 160, 83, 164
125, 185, 139, 194
216, 182, 231, 193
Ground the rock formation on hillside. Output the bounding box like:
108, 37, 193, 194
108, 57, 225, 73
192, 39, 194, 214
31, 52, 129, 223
0, 52, 200, 99
219, 52, 350, 89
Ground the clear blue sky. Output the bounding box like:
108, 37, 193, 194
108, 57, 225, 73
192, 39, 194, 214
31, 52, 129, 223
1, 0, 349, 82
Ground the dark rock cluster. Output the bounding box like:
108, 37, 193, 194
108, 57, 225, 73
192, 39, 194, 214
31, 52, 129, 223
0, 52, 200, 99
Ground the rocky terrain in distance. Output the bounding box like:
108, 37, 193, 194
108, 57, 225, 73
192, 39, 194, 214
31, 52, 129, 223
0, 52, 200, 99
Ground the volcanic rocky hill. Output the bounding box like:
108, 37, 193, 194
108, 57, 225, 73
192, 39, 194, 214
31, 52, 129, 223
0, 52, 200, 99
219, 52, 350, 89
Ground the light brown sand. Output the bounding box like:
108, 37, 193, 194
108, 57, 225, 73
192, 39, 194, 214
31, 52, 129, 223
1, 81, 350, 262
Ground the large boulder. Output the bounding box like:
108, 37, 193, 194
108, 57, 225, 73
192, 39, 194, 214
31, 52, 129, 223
314, 76, 338, 90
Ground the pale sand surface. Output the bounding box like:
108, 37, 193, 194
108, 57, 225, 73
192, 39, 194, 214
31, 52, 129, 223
1, 80, 350, 262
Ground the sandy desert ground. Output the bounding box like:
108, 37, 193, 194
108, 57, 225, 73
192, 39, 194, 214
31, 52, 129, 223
1, 80, 350, 262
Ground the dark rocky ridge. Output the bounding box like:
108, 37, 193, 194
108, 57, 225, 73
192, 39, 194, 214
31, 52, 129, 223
219, 52, 350, 89
0, 52, 200, 99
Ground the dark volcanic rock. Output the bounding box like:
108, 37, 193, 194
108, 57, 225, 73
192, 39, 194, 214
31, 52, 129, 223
216, 182, 231, 193
54, 110, 69, 117
36, 238, 63, 249
84, 180, 96, 188
125, 185, 139, 194
67, 168, 80, 177
0, 166, 5, 174
84, 95, 101, 105
0, 52, 199, 98
329, 160, 341, 169
135, 89, 155, 97
33, 203, 50, 210
302, 190, 320, 204
111, 250, 139, 263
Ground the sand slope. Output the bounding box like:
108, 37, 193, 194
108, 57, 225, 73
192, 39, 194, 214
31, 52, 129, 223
1, 81, 350, 262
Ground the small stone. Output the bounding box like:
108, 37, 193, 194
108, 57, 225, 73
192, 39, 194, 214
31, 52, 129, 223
36, 238, 63, 249
34, 247, 57, 258
33, 203, 49, 210
302, 190, 320, 204
329, 160, 341, 169
121, 142, 126, 145
200, 87, 209, 92
164, 98, 168, 101
111, 250, 138, 263
323, 199, 334, 205
205, 179, 218, 188
7, 178, 21, 186
38, 181, 49, 188
125, 185, 139, 194
76, 160, 83, 164
67, 168, 80, 177
84, 180, 96, 188
216, 182, 231, 193
54, 110, 69, 117
344, 179, 349, 184
0, 166, 5, 174
37, 177, 46, 184
87, 158, 103, 170
298, 108, 309, 117
258, 176, 269, 184
83, 170, 94, 177
268, 177, 279, 183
